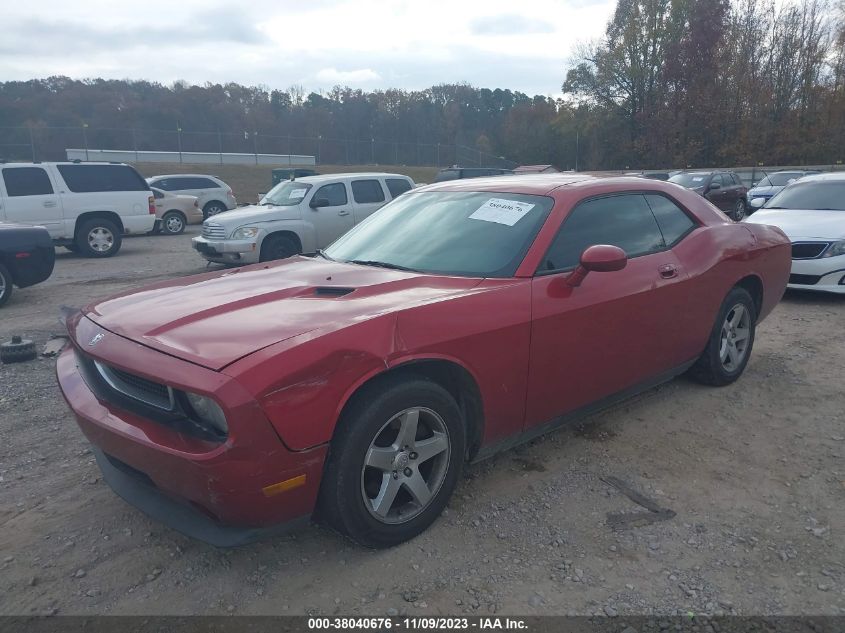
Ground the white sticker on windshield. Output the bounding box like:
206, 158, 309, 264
469, 198, 535, 227
290, 188, 308, 199
691, 177, 704, 182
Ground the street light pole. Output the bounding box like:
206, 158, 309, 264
82, 123, 89, 161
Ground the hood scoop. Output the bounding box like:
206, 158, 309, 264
312, 286, 355, 298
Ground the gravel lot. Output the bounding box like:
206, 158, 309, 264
1, 226, 843, 617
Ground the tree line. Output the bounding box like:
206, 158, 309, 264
0, 0, 842, 170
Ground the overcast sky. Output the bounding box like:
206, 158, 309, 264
1, 0, 615, 96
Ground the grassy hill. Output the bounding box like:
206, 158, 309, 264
133, 162, 439, 204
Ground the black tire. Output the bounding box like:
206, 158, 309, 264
688, 287, 756, 386
161, 211, 186, 235
731, 198, 747, 221
318, 375, 465, 548
259, 234, 300, 262
76, 218, 122, 258
202, 201, 227, 219
0, 263, 13, 308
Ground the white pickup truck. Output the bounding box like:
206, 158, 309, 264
0, 162, 156, 257
192, 172, 414, 264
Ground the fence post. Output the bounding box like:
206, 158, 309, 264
29, 126, 36, 162
176, 123, 182, 163
253, 131, 259, 165
436, 143, 440, 167
82, 123, 89, 161
132, 128, 138, 163
371, 138, 375, 164
217, 130, 223, 165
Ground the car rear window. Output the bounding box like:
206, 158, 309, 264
57, 165, 149, 193
2, 167, 54, 196
386, 178, 412, 198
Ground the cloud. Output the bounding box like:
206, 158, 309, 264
315, 68, 382, 84
470, 14, 555, 35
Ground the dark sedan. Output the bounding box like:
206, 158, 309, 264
0, 223, 56, 307
670, 171, 748, 220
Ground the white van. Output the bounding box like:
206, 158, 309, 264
0, 162, 156, 257
191, 173, 414, 264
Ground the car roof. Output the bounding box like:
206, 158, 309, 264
419, 173, 597, 195
0, 161, 130, 167
279, 172, 412, 185
147, 174, 224, 180
790, 171, 845, 182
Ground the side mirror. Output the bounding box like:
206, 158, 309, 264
566, 245, 627, 287
310, 198, 330, 209
750, 197, 765, 209
708, 182, 721, 191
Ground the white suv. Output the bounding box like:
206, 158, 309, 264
146, 174, 237, 219
192, 173, 414, 264
0, 162, 156, 257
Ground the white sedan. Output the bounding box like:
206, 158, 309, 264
745, 172, 845, 294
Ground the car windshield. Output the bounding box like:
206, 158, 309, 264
764, 181, 845, 210
757, 173, 803, 187
260, 181, 313, 206
669, 173, 709, 187
324, 191, 555, 277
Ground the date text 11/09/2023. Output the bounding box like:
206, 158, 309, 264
307, 617, 529, 630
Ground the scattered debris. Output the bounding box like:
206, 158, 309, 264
602, 475, 676, 529
41, 335, 68, 357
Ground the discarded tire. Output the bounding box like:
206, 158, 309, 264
1, 336, 37, 363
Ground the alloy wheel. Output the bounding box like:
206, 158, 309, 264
165, 215, 184, 234
719, 303, 750, 371
360, 407, 451, 524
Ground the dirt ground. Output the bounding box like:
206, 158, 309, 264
0, 227, 843, 617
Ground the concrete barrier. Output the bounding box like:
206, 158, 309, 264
65, 148, 316, 167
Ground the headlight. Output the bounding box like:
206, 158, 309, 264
183, 392, 228, 435
823, 240, 845, 258
232, 227, 260, 239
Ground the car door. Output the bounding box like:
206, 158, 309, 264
308, 181, 354, 247
350, 179, 389, 223
707, 174, 733, 210
0, 166, 63, 236
525, 192, 692, 430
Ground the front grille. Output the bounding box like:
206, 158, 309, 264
789, 273, 821, 285
93, 361, 174, 410
791, 242, 829, 260
202, 222, 226, 240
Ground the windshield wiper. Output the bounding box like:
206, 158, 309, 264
347, 259, 417, 272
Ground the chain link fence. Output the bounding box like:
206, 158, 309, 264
0, 126, 518, 169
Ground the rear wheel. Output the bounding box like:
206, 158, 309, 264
732, 199, 747, 221
0, 263, 13, 308
318, 376, 465, 548
689, 287, 756, 386
76, 218, 122, 258
259, 234, 300, 262
202, 201, 227, 219
161, 211, 186, 235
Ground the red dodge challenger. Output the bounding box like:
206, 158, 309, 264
57, 175, 791, 548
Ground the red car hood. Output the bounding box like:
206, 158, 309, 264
82, 256, 482, 370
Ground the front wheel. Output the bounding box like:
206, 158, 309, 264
731, 199, 747, 221
318, 376, 465, 548
688, 287, 756, 386
259, 234, 300, 262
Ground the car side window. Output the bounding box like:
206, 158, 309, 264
539, 194, 665, 273
386, 178, 412, 198
351, 179, 386, 203
2, 167, 54, 196
153, 189, 164, 199
721, 174, 732, 187
192, 177, 219, 189
643, 194, 696, 246
313, 183, 348, 207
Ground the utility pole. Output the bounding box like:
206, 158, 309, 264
575, 130, 579, 172
132, 128, 138, 162
176, 123, 183, 164
371, 138, 375, 164
217, 130, 223, 165
29, 126, 36, 162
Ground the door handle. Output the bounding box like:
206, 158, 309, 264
43, 200, 57, 208
338, 210, 350, 216
658, 263, 678, 279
